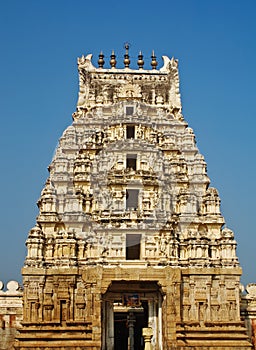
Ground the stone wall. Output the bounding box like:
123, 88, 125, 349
0, 281, 23, 350
241, 283, 256, 349
1, 278, 256, 349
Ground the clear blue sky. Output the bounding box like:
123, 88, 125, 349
0, 0, 255, 287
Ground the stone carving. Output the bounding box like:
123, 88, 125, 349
118, 83, 142, 99
74, 54, 182, 115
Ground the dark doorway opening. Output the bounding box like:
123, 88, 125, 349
126, 106, 134, 116
114, 312, 128, 350
126, 234, 141, 260
126, 154, 137, 170
127, 125, 135, 139
114, 301, 148, 350
126, 189, 139, 210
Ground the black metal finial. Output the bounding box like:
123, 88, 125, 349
124, 42, 130, 53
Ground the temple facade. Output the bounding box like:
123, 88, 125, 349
13, 48, 253, 349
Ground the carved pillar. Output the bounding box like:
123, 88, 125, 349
69, 282, 75, 321
91, 281, 102, 345
23, 281, 29, 322
53, 281, 58, 321
206, 280, 211, 321
38, 282, 44, 322
235, 281, 241, 320
106, 302, 114, 350
127, 311, 136, 350
189, 280, 196, 320
158, 292, 163, 350
141, 234, 146, 260
219, 279, 227, 321
148, 299, 154, 334
142, 327, 153, 350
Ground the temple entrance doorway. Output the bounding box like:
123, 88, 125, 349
114, 301, 148, 350
102, 281, 162, 350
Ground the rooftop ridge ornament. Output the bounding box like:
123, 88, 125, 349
151, 50, 158, 70
98, 51, 105, 68
123, 43, 130, 68
137, 51, 144, 69
75, 51, 182, 115
110, 50, 117, 68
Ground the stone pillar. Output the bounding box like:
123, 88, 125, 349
142, 327, 153, 350
158, 293, 163, 350
127, 311, 136, 350
148, 299, 156, 346
106, 302, 114, 350
189, 280, 196, 320
206, 280, 211, 321
148, 299, 154, 327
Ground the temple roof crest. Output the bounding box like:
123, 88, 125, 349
75, 50, 182, 118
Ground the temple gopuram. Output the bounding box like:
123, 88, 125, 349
9, 47, 255, 349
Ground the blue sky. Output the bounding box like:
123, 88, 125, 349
0, 0, 255, 286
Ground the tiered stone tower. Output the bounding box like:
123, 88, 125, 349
15, 48, 252, 350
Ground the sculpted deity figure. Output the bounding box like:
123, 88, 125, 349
117, 124, 125, 139
136, 124, 144, 139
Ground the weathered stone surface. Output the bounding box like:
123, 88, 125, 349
0, 281, 23, 350
241, 283, 256, 349
11, 49, 253, 349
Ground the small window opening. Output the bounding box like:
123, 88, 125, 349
126, 189, 139, 210
126, 234, 141, 260
126, 154, 137, 170
126, 106, 134, 115
126, 125, 135, 139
